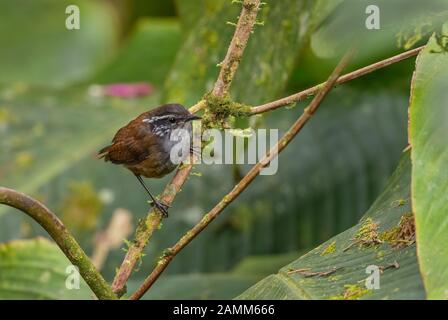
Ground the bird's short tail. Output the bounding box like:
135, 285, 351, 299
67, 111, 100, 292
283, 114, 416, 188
97, 145, 111, 161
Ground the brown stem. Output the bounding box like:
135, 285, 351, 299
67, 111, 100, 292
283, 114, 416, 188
250, 46, 424, 115
111, 0, 262, 297
188, 100, 206, 114
129, 50, 354, 300
0, 187, 117, 300
213, 0, 262, 97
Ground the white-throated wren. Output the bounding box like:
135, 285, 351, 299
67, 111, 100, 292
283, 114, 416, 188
98, 104, 201, 217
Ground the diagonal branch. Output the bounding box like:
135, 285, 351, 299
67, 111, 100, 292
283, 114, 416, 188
111, 0, 262, 297
250, 46, 424, 115
129, 49, 354, 300
187, 47, 424, 116
0, 187, 117, 300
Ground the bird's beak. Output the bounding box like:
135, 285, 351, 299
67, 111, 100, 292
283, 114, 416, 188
186, 114, 202, 122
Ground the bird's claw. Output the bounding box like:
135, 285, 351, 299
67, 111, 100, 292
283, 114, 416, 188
150, 199, 170, 218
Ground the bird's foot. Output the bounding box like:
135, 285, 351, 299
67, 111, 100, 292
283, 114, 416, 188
149, 199, 170, 218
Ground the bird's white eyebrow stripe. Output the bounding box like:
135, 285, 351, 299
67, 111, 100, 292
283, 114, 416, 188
142, 115, 175, 123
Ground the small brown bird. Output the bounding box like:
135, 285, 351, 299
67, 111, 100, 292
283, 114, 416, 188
98, 104, 201, 217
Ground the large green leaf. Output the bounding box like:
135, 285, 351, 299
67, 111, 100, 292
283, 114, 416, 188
174, 0, 224, 36
237, 153, 425, 299
410, 27, 448, 299
93, 18, 181, 87
0, 238, 91, 299
231, 252, 305, 276
0, 0, 118, 87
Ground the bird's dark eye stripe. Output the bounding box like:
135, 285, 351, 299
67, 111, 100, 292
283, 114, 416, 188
143, 115, 178, 124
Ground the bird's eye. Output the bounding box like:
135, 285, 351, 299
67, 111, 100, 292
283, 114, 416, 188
169, 117, 176, 123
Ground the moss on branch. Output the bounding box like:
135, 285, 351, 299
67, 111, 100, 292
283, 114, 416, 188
202, 93, 252, 128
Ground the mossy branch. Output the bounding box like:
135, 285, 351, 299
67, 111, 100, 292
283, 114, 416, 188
191, 46, 424, 117
129, 50, 354, 300
249, 46, 424, 115
111, 0, 262, 297
0, 187, 117, 300
202, 93, 252, 128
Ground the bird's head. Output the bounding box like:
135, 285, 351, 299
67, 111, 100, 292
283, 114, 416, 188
142, 104, 201, 138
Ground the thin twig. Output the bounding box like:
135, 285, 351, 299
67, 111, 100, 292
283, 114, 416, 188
189, 100, 206, 114
250, 46, 424, 115
129, 50, 354, 300
111, 0, 262, 296
0, 187, 117, 300
379, 260, 400, 272
287, 267, 342, 277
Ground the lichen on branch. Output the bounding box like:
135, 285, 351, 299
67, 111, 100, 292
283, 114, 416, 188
202, 93, 252, 128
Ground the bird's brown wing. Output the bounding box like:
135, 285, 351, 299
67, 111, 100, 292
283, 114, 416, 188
98, 113, 153, 165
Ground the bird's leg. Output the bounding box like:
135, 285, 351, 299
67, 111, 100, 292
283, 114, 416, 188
134, 174, 169, 218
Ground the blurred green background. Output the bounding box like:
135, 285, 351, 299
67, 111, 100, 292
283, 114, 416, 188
0, 0, 445, 299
